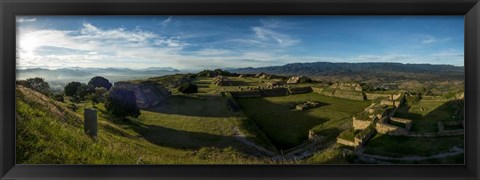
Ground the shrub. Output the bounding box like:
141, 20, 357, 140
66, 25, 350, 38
105, 88, 140, 120
17, 77, 51, 96
88, 76, 112, 90
53, 94, 64, 102
64, 82, 82, 97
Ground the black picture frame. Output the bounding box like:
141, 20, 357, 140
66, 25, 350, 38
1, 0, 479, 179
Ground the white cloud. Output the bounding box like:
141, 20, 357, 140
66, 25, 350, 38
17, 23, 191, 69
192, 48, 236, 56
421, 35, 451, 44
16, 18, 37, 23
229, 19, 300, 49
251, 26, 299, 47
431, 49, 463, 57
162, 16, 172, 25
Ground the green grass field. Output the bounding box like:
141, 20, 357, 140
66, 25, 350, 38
364, 134, 464, 158
16, 86, 270, 164
394, 98, 460, 132
16, 74, 465, 164
236, 93, 371, 150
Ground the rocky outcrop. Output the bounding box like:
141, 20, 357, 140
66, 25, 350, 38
112, 81, 170, 109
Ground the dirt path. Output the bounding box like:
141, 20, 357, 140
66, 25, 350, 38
355, 146, 464, 162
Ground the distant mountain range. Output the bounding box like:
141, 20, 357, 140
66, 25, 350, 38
230, 62, 464, 82
17, 67, 180, 88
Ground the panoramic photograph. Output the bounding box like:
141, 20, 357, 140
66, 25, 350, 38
15, 15, 464, 164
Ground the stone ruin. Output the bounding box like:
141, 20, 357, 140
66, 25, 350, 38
84, 108, 97, 138
331, 82, 363, 92
213, 76, 233, 86
380, 93, 405, 107
288, 87, 313, 95
287, 76, 302, 84
312, 82, 366, 101
227, 86, 314, 99
229, 90, 262, 98
259, 88, 289, 97
375, 116, 412, 136
295, 101, 321, 111
265, 81, 285, 87
112, 81, 171, 109
437, 121, 465, 137
254, 72, 266, 78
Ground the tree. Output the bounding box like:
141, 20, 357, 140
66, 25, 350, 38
64, 82, 82, 97
105, 88, 140, 120
178, 82, 198, 95
88, 76, 112, 90
95, 87, 108, 101
88, 87, 108, 108
53, 94, 65, 102
76, 83, 94, 100
17, 77, 51, 96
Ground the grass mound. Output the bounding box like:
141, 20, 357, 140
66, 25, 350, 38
16, 85, 268, 164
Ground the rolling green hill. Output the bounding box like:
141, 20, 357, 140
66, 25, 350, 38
16, 85, 269, 164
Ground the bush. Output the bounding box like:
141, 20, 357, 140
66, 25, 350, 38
88, 76, 112, 90
105, 88, 140, 120
17, 77, 51, 96
76, 84, 94, 100
53, 94, 64, 102
64, 82, 82, 97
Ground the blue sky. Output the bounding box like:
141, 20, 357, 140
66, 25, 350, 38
16, 16, 464, 70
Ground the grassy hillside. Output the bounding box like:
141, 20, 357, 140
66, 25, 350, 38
16, 85, 269, 164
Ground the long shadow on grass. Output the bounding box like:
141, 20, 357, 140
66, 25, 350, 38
107, 117, 256, 152
393, 99, 464, 132
144, 94, 235, 118
236, 97, 330, 150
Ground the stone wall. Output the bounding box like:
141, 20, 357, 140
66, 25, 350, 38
336, 138, 357, 147
353, 117, 372, 130
311, 87, 324, 93
288, 87, 313, 95
406, 132, 437, 138
332, 90, 365, 101
287, 76, 301, 84
365, 93, 391, 100
380, 96, 405, 107
229, 90, 262, 98
354, 129, 375, 146
437, 129, 464, 136
375, 122, 409, 136
392, 93, 403, 100
390, 117, 413, 130
437, 121, 464, 137
260, 88, 289, 97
